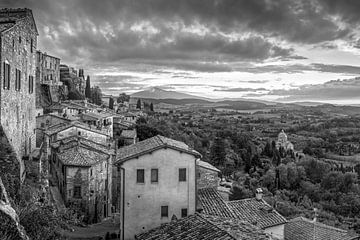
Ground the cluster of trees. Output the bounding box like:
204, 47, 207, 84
136, 113, 360, 232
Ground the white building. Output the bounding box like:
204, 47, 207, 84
113, 135, 201, 240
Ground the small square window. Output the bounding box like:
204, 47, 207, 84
181, 208, 188, 218
179, 168, 186, 182
151, 169, 158, 183
137, 169, 145, 183
161, 206, 168, 218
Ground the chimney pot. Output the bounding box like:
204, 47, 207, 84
255, 188, 263, 201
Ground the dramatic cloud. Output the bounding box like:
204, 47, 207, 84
3, 0, 360, 102
214, 87, 267, 92
269, 77, 360, 101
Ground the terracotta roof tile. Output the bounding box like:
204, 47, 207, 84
135, 213, 270, 240
115, 135, 201, 164
198, 188, 287, 229
57, 145, 109, 167
198, 188, 235, 218
227, 198, 287, 229
284, 217, 359, 240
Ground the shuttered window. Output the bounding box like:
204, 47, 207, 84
15, 69, 21, 91
28, 75, 34, 94
3, 63, 10, 90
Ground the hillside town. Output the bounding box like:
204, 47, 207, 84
2, 7, 360, 240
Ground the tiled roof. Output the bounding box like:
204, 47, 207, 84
51, 135, 114, 155
227, 198, 287, 229
284, 217, 359, 240
135, 213, 270, 240
81, 111, 113, 120
198, 188, 235, 218
120, 129, 136, 139
198, 188, 287, 229
45, 122, 108, 136
197, 160, 220, 172
115, 135, 201, 164
57, 145, 109, 167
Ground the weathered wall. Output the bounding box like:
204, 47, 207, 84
197, 167, 219, 189
0, 15, 37, 180
119, 148, 197, 240
264, 224, 284, 240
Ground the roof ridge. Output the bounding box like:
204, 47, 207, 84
294, 217, 347, 233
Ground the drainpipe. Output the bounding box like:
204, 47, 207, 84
120, 166, 125, 240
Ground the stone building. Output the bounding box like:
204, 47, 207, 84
50, 136, 114, 223
113, 135, 201, 240
60, 64, 85, 96
35, 51, 64, 107
276, 130, 294, 152
196, 160, 220, 189
0, 8, 38, 181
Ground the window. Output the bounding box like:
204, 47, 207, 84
30, 38, 33, 53
19, 36, 21, 43
3, 63, 10, 90
28, 75, 34, 93
136, 169, 145, 183
15, 69, 21, 91
179, 168, 186, 182
161, 206, 168, 218
73, 186, 81, 199
181, 208, 188, 218
151, 169, 158, 183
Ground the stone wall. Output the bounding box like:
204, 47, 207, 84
0, 13, 37, 180
197, 167, 220, 189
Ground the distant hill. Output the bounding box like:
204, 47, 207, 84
140, 98, 212, 105
216, 100, 268, 110
131, 87, 206, 100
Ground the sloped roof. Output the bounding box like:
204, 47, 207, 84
45, 122, 108, 136
198, 188, 287, 229
284, 217, 359, 240
197, 160, 220, 172
51, 135, 114, 155
135, 213, 270, 240
57, 145, 109, 167
227, 198, 287, 229
198, 188, 235, 218
115, 135, 201, 164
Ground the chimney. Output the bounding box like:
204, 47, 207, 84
255, 188, 263, 201
312, 208, 318, 222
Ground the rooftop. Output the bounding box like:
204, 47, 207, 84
115, 135, 201, 164
198, 188, 235, 219
227, 198, 287, 229
198, 188, 287, 229
197, 160, 220, 172
51, 135, 114, 155
57, 144, 109, 167
45, 122, 108, 137
135, 213, 270, 240
284, 217, 359, 240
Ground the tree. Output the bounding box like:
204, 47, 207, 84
150, 102, 154, 112
85, 76, 91, 99
209, 137, 226, 166
109, 97, 114, 109
90, 86, 103, 106
117, 93, 130, 103
136, 99, 141, 109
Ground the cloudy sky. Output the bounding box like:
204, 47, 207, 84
3, 0, 360, 103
